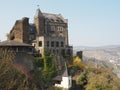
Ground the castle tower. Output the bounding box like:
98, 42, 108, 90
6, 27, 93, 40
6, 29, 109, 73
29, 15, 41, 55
34, 8, 45, 35
22, 17, 30, 43
8, 17, 29, 44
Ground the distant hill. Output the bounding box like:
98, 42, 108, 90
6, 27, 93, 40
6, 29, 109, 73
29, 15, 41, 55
74, 45, 120, 61
73, 45, 120, 77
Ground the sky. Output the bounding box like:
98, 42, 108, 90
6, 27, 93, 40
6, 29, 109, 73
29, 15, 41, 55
0, 0, 120, 47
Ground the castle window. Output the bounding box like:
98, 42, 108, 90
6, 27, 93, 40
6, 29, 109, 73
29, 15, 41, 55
47, 41, 49, 47
56, 19, 59, 22
29, 34, 35, 40
61, 41, 64, 47
57, 26, 63, 31
67, 49, 71, 55
39, 41, 42, 47
57, 27, 59, 31
60, 27, 62, 31
51, 41, 54, 47
56, 41, 59, 47
51, 26, 55, 31
50, 19, 54, 22
61, 49, 65, 57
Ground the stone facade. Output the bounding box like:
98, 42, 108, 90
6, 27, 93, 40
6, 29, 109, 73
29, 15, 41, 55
8, 8, 73, 70
7, 17, 29, 44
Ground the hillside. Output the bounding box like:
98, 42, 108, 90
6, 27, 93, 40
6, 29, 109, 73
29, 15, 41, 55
74, 45, 120, 77
70, 56, 120, 90
0, 48, 57, 90
1, 47, 120, 90
0, 48, 42, 89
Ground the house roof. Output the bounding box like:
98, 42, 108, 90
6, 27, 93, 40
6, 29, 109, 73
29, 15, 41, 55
0, 40, 32, 47
62, 62, 70, 77
34, 8, 67, 23
43, 13, 67, 23
62, 69, 69, 77
53, 75, 62, 81
53, 69, 70, 81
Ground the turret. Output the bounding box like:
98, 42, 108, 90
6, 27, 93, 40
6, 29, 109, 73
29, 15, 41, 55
22, 17, 29, 43
34, 8, 45, 35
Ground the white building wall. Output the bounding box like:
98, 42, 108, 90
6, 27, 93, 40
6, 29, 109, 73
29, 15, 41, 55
35, 36, 45, 55
61, 76, 72, 89
55, 76, 72, 89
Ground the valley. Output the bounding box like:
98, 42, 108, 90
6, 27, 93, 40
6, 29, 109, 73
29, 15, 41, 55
74, 45, 120, 77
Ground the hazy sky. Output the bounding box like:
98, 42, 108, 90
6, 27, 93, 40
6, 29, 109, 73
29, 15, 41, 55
0, 0, 120, 46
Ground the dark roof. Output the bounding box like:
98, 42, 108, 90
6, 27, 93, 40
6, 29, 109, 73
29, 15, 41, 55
53, 75, 62, 81
34, 8, 67, 23
62, 62, 70, 77
62, 69, 69, 77
43, 13, 67, 23
53, 69, 70, 81
0, 40, 32, 47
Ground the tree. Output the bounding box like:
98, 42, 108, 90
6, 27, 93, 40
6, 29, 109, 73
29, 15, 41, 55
85, 68, 120, 90
33, 51, 57, 89
77, 71, 87, 87
42, 51, 57, 83
72, 56, 85, 69
0, 47, 41, 89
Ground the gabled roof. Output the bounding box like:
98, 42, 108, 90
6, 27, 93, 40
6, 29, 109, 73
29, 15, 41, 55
0, 40, 32, 47
53, 68, 70, 81
62, 62, 70, 77
53, 75, 62, 81
43, 13, 67, 23
34, 8, 68, 23
62, 68, 69, 77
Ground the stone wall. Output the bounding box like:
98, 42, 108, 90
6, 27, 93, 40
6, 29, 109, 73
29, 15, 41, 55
8, 17, 29, 44
7, 8, 73, 71
34, 15, 45, 35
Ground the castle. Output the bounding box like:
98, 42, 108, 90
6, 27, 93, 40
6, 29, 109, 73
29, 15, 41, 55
7, 8, 73, 70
